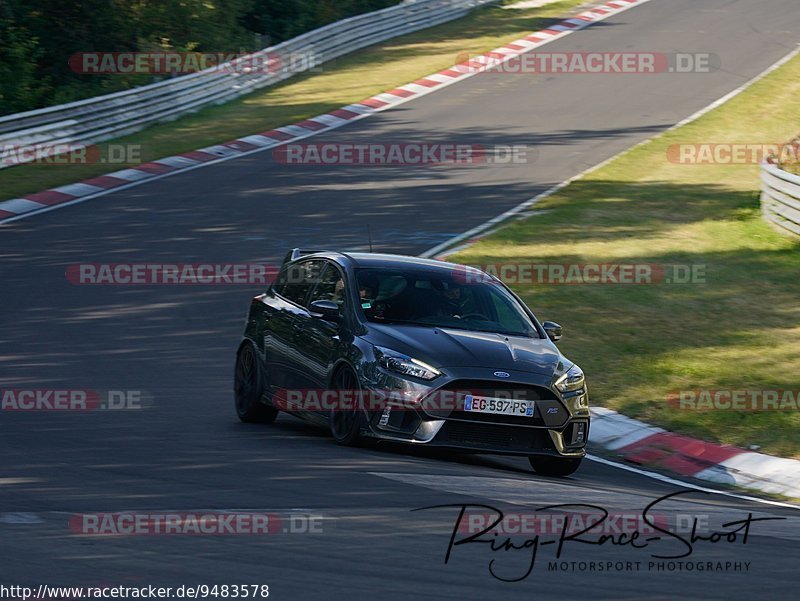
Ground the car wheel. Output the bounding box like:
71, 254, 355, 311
234, 342, 278, 423
329, 367, 363, 445
528, 456, 582, 477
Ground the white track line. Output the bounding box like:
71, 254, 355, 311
586, 455, 800, 510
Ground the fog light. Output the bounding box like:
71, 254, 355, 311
572, 422, 586, 445
379, 406, 392, 426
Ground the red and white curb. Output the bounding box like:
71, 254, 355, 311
590, 407, 800, 499
0, 0, 651, 225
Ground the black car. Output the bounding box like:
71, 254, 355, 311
234, 249, 589, 476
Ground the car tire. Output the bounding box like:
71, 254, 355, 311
234, 342, 278, 424
329, 367, 363, 445
528, 455, 582, 477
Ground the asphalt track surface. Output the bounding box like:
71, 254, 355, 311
1, 0, 800, 598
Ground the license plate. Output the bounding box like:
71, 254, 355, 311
463, 395, 535, 417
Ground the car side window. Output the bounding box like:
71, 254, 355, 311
277, 260, 325, 307
272, 267, 289, 296
307, 262, 345, 307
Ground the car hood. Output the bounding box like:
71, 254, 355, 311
362, 324, 563, 376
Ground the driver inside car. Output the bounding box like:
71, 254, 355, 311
433, 281, 476, 319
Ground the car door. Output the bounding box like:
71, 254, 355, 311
293, 261, 346, 397
264, 259, 323, 396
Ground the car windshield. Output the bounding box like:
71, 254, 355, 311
356, 267, 540, 337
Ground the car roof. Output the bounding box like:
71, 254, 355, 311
298, 251, 465, 274
347, 252, 458, 270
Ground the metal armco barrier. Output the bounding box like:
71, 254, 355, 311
761, 161, 800, 237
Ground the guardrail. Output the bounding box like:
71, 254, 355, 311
0, 0, 497, 169
761, 161, 800, 237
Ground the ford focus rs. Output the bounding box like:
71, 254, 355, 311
234, 249, 589, 476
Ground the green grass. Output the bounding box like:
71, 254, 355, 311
451, 54, 800, 459
0, 0, 588, 200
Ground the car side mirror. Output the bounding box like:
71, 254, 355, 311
309, 299, 341, 322
542, 321, 562, 342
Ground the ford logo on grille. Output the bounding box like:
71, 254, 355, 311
493, 371, 510, 378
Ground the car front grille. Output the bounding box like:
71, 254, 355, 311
436, 420, 555, 451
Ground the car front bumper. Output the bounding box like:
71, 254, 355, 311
362, 366, 589, 458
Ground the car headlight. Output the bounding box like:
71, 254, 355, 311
555, 364, 585, 393
375, 346, 441, 381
